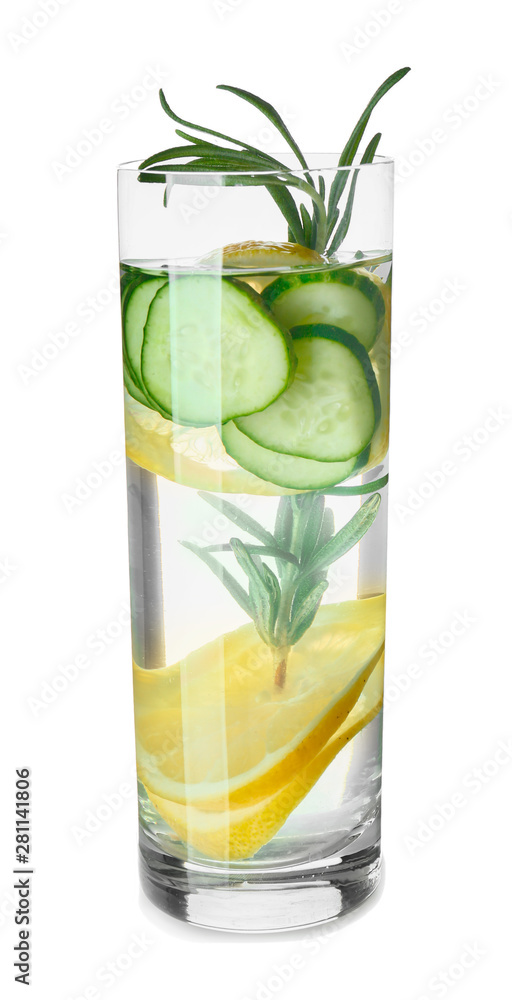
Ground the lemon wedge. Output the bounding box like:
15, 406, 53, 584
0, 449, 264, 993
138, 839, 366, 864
134, 596, 385, 820
145, 654, 383, 860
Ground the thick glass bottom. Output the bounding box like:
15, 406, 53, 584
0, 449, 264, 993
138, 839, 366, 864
139, 826, 381, 932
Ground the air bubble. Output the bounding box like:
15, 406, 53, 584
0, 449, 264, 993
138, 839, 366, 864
317, 420, 334, 435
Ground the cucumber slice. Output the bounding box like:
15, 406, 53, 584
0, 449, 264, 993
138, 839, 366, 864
141, 276, 294, 427
123, 276, 167, 388
262, 268, 385, 351
352, 443, 371, 475
123, 276, 179, 420
123, 349, 174, 419
235, 324, 380, 463
223, 421, 358, 491
123, 362, 149, 406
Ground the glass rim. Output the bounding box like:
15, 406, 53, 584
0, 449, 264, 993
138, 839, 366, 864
117, 153, 394, 178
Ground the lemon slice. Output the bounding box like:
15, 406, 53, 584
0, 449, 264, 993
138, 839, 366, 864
199, 240, 325, 270
145, 655, 384, 860
134, 596, 385, 812
124, 394, 296, 495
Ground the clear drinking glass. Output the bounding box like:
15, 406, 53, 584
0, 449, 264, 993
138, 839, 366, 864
118, 154, 393, 931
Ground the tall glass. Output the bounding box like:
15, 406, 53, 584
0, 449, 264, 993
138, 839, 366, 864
118, 155, 393, 931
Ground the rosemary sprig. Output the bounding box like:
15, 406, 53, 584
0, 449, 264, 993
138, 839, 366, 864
138, 68, 410, 254
181, 490, 382, 687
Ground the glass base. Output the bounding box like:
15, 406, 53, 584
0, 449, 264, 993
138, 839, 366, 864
139, 829, 381, 932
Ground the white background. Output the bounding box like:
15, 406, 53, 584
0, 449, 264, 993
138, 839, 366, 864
1, 0, 511, 997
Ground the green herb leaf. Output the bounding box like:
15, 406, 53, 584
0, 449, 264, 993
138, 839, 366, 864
262, 565, 281, 635
175, 129, 206, 145
296, 490, 314, 521
288, 579, 329, 645
266, 184, 305, 245
180, 540, 251, 617
274, 497, 293, 550
274, 497, 294, 579
304, 494, 381, 575
137, 171, 166, 185
339, 67, 410, 167
362, 131, 382, 161
174, 129, 287, 169
300, 495, 326, 566
158, 88, 288, 166
327, 132, 382, 255
299, 204, 313, 247
230, 538, 280, 644
322, 473, 388, 496
290, 568, 327, 617
146, 156, 279, 173
139, 143, 223, 170
247, 582, 272, 644
317, 506, 335, 549
203, 542, 299, 566
197, 492, 276, 546
217, 84, 310, 171
327, 67, 410, 229
230, 537, 268, 587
